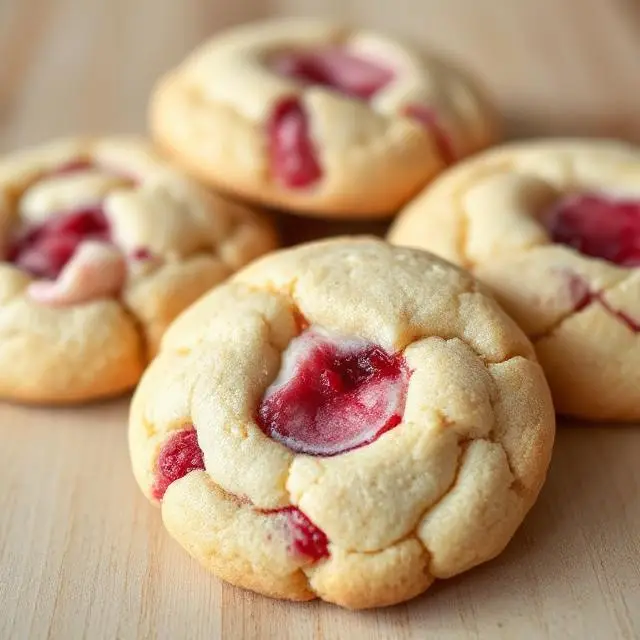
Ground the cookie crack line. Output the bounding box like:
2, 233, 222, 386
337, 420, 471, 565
236, 411, 478, 556
409, 435, 524, 566
487, 432, 527, 497
240, 275, 300, 304
484, 404, 527, 496
255, 312, 291, 356
451, 159, 519, 269
410, 430, 469, 557
250, 272, 530, 367
284, 458, 327, 513
531, 271, 640, 343
292, 422, 495, 558
118, 297, 152, 365
448, 302, 532, 366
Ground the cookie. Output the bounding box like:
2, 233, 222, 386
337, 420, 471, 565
389, 139, 640, 421
150, 18, 498, 219
129, 238, 554, 609
0, 137, 277, 404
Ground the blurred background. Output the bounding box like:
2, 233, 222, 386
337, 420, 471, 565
1, 0, 640, 152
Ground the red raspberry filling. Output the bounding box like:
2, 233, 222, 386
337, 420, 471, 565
152, 427, 205, 500
546, 193, 640, 267
151, 428, 328, 561
270, 48, 394, 100
267, 48, 394, 189
257, 328, 410, 456
8, 207, 111, 279
567, 274, 640, 333
267, 49, 455, 186
268, 98, 323, 189
51, 159, 95, 176
271, 506, 329, 561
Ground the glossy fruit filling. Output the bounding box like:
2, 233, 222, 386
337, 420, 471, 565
257, 328, 410, 456
267, 48, 394, 189
268, 98, 323, 189
272, 506, 329, 561
151, 428, 329, 560
8, 208, 111, 279
267, 48, 455, 185
546, 193, 640, 267
270, 47, 395, 100
152, 427, 205, 500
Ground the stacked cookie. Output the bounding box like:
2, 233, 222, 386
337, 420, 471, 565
5, 16, 635, 611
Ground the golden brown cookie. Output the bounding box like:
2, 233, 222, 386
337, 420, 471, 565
150, 18, 498, 219
389, 138, 640, 421
0, 136, 277, 404
129, 238, 554, 609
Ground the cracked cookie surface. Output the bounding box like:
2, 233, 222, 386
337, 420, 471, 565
128, 238, 554, 609
388, 139, 640, 421
149, 18, 498, 219
0, 136, 276, 404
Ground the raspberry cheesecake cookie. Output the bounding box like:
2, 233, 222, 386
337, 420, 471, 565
129, 238, 554, 609
0, 137, 276, 404
389, 139, 640, 421
150, 18, 498, 219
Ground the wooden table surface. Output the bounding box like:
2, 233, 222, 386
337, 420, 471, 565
1, 1, 640, 639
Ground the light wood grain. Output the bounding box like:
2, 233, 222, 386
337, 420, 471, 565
1, 1, 640, 639
1, 402, 639, 639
